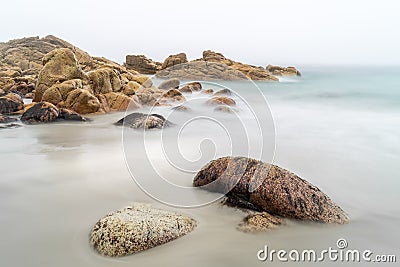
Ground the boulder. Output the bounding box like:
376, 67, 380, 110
162, 53, 188, 69
21, 102, 59, 124
266, 65, 301, 76
104, 92, 141, 111
206, 96, 236, 106
130, 75, 153, 88
115, 112, 174, 130
21, 102, 86, 124
201, 88, 214, 94
122, 81, 140, 95
87, 68, 122, 94
213, 88, 232, 96
158, 89, 186, 104
64, 89, 100, 114
158, 78, 180, 90
34, 48, 87, 102
0, 93, 24, 114
179, 82, 202, 93
134, 86, 164, 106
90, 203, 196, 256
193, 157, 349, 224
58, 108, 87, 121
41, 79, 84, 105
125, 55, 161, 74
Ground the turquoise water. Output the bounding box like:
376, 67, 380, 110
0, 67, 399, 266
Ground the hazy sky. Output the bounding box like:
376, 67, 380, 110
1, 0, 399, 66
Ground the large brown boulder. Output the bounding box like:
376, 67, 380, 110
21, 101, 86, 124
34, 48, 87, 102
90, 203, 196, 256
64, 89, 100, 114
193, 157, 349, 224
0, 93, 24, 114
162, 53, 188, 69
41, 79, 84, 106
125, 55, 161, 74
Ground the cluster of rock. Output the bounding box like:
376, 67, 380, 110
90, 156, 349, 257
193, 156, 349, 232
126, 50, 301, 81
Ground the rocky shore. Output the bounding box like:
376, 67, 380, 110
0, 35, 348, 256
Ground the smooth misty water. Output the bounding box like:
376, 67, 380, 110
1, 66, 399, 266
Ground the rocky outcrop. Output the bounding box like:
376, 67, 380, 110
266, 65, 301, 76
90, 203, 196, 257
206, 96, 236, 106
0, 35, 135, 77
21, 101, 86, 124
193, 157, 349, 224
158, 78, 180, 90
34, 48, 87, 102
125, 55, 161, 74
115, 112, 173, 129
157, 51, 278, 81
162, 53, 188, 69
0, 93, 24, 114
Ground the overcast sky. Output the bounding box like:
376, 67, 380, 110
1, 0, 399, 66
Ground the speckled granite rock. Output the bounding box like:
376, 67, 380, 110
193, 156, 349, 224
90, 204, 196, 256
115, 112, 174, 129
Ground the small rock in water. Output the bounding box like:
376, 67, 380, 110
214, 105, 235, 113
90, 203, 197, 257
193, 156, 349, 224
158, 78, 180, 90
213, 88, 232, 96
172, 105, 191, 112
206, 96, 236, 106
115, 112, 174, 129
238, 212, 284, 233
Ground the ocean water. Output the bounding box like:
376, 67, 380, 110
0, 66, 399, 266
